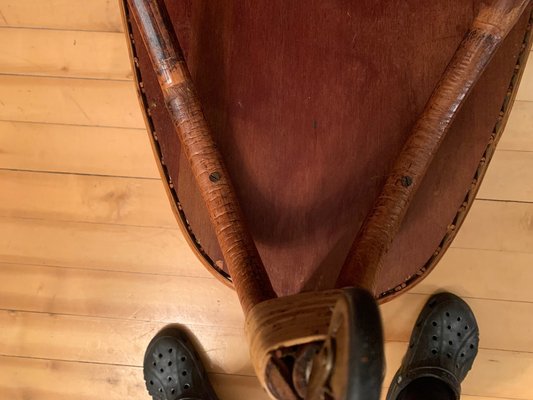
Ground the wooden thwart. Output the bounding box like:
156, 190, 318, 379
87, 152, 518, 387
127, 0, 276, 315
336, 0, 531, 292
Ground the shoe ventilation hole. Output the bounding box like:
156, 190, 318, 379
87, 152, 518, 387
184, 384, 191, 390
168, 377, 172, 382
457, 332, 462, 337
470, 344, 475, 349
461, 353, 465, 358
168, 361, 172, 366
182, 371, 188, 376
171, 388, 176, 395
446, 312, 450, 317
432, 321, 437, 327
457, 317, 462, 322
431, 349, 438, 355
153, 362, 156, 367
158, 388, 163, 393
465, 325, 469, 330
181, 356, 187, 362
432, 335, 438, 341
149, 380, 154, 386
447, 353, 452, 359
168, 348, 173, 353
158, 353, 163, 358
447, 325, 452, 330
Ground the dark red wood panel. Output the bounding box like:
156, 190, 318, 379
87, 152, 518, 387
129, 0, 532, 296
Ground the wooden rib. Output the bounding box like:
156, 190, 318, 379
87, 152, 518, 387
0, 121, 157, 177
0, 27, 132, 80
0, 0, 123, 32
336, 0, 531, 292
127, 0, 276, 314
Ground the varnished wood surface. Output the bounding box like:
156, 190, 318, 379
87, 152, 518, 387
133, 0, 532, 297
338, 0, 531, 292
128, 0, 276, 314
0, 0, 532, 399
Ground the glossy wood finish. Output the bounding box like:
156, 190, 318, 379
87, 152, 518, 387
127, 0, 532, 297
128, 0, 276, 314
337, 0, 531, 292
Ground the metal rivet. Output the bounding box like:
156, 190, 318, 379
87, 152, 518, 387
401, 176, 413, 187
209, 172, 221, 182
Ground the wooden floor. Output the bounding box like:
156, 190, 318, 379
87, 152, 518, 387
0, 1, 532, 399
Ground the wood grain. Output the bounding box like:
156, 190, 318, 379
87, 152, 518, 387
453, 200, 533, 253
0, 0, 123, 32
478, 150, 533, 201
0, 355, 268, 400
0, 309, 252, 375
2, 265, 532, 361
140, 0, 532, 297
0, 170, 174, 226
338, 0, 531, 292
0, 263, 237, 326
0, 199, 530, 283
128, 0, 276, 315
1, 0, 532, 398
0, 75, 144, 128
1, 151, 532, 230
516, 51, 533, 100
417, 248, 533, 303
498, 101, 533, 151
0, 217, 206, 276
384, 343, 533, 400
0, 27, 132, 79
1, 335, 532, 400
381, 294, 533, 353
0, 121, 158, 178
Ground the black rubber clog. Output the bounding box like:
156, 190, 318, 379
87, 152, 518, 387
386, 292, 479, 400
143, 326, 219, 400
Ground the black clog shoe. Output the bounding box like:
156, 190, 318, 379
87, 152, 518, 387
386, 292, 479, 400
